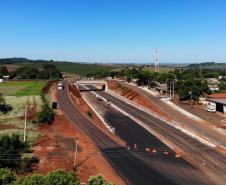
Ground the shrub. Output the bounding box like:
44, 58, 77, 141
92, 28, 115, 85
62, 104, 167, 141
38, 104, 54, 124
0, 168, 17, 185
43, 169, 80, 185
0, 104, 13, 114
88, 174, 114, 185
87, 111, 93, 118
0, 134, 27, 170
38, 92, 54, 124
18, 174, 44, 185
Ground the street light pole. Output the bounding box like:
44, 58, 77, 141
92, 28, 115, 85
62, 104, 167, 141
189, 91, 193, 108
172, 81, 175, 99
23, 105, 28, 142
73, 136, 79, 168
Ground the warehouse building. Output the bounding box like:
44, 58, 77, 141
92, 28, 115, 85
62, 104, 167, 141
205, 93, 226, 114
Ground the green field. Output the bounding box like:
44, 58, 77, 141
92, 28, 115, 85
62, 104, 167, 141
18, 62, 113, 76
143, 66, 175, 73
0, 81, 46, 96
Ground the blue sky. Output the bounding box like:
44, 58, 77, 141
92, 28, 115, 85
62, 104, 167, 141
0, 0, 226, 63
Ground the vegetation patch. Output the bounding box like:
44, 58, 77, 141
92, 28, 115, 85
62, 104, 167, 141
0, 81, 46, 96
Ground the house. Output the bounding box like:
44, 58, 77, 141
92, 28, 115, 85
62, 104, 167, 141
208, 84, 219, 91
155, 83, 167, 94
205, 93, 226, 114
206, 78, 220, 84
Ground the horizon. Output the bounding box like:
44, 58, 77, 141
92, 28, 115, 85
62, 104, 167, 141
2, 56, 226, 65
0, 0, 226, 63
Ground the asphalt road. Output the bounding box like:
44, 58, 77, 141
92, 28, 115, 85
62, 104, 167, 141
58, 82, 180, 185
82, 91, 212, 185
83, 85, 226, 185
58, 82, 208, 185
118, 82, 226, 149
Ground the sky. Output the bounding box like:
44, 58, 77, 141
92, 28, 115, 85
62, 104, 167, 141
0, 0, 226, 64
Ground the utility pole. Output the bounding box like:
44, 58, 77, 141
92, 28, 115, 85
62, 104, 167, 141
189, 91, 193, 108
172, 81, 175, 99
169, 82, 172, 99
73, 136, 79, 168
23, 105, 28, 142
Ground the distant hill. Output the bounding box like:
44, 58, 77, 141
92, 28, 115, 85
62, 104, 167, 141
0, 57, 32, 64
0, 57, 113, 76
187, 62, 226, 70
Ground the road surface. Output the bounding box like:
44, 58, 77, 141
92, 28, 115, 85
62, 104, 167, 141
118, 82, 226, 149
83, 84, 226, 185
58, 82, 214, 185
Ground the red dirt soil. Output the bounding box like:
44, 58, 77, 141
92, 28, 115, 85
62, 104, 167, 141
33, 114, 124, 184
107, 81, 173, 122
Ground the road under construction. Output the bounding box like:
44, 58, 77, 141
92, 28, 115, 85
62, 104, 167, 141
57, 81, 226, 185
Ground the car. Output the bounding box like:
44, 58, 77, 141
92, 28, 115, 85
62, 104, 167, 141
206, 108, 216, 113
106, 99, 111, 105
96, 96, 103, 101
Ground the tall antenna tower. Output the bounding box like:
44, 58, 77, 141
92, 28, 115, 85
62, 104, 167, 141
155, 48, 159, 72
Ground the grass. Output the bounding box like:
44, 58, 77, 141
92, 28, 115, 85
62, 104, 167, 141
143, 66, 175, 73
0, 129, 41, 145
0, 80, 46, 96
0, 96, 42, 144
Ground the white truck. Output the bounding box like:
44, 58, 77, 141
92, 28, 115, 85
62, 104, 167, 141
58, 82, 64, 90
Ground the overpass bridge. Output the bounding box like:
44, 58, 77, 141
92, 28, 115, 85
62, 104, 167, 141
75, 80, 108, 91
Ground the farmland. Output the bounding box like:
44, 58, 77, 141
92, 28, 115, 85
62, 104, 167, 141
0, 80, 46, 96
0, 80, 46, 144
18, 62, 113, 76
0, 96, 42, 145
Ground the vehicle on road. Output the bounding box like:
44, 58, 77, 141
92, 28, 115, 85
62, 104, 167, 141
106, 99, 111, 105
58, 82, 64, 90
96, 95, 103, 101
206, 108, 216, 113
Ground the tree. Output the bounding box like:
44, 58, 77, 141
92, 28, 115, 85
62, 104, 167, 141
0, 66, 8, 76
17, 174, 44, 185
0, 93, 5, 104
88, 175, 113, 185
42, 64, 62, 80
0, 134, 27, 170
0, 93, 13, 114
43, 169, 80, 185
219, 82, 226, 91
38, 104, 54, 123
0, 168, 17, 185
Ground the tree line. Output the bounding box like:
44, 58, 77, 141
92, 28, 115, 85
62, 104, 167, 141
0, 64, 62, 80
88, 66, 226, 101
0, 168, 114, 185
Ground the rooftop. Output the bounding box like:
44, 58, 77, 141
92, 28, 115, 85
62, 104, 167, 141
207, 93, 226, 99
208, 98, 226, 105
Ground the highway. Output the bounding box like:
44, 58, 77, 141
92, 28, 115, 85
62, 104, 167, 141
118, 82, 226, 149
83, 84, 226, 185
58, 82, 225, 185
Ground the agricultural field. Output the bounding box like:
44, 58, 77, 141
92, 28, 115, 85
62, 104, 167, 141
0, 80, 46, 96
0, 96, 42, 144
143, 66, 175, 73
0, 80, 46, 144
16, 62, 114, 76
